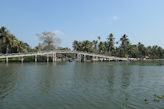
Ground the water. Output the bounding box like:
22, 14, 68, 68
0, 62, 164, 109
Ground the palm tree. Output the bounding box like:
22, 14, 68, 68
107, 33, 115, 54
0, 26, 32, 54
82, 40, 92, 52
97, 36, 101, 41
73, 40, 79, 51
98, 41, 105, 53
128, 44, 138, 58
0, 26, 8, 38
0, 27, 13, 53
137, 42, 146, 57
92, 40, 98, 52
119, 34, 130, 57
157, 46, 163, 58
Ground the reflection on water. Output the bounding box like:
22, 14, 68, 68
121, 66, 132, 89
0, 64, 17, 100
0, 62, 164, 109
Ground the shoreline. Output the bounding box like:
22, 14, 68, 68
1, 58, 164, 63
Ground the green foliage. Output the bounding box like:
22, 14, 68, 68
72, 33, 164, 59
107, 33, 115, 55
1, 26, 164, 59
144, 98, 149, 104
0, 26, 32, 54
154, 94, 164, 99
125, 97, 128, 101
36, 31, 61, 51
154, 98, 160, 102
73, 40, 93, 52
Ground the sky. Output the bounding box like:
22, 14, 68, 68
0, 0, 164, 48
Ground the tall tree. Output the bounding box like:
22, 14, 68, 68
119, 34, 130, 57
97, 36, 101, 41
0, 26, 10, 53
92, 40, 98, 52
128, 44, 138, 58
37, 32, 61, 50
157, 46, 164, 58
137, 42, 146, 57
73, 40, 79, 51
98, 41, 105, 53
107, 33, 115, 55
82, 40, 92, 52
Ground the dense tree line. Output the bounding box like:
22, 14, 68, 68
0, 27, 62, 54
1, 26, 164, 59
73, 34, 164, 59
0, 26, 32, 54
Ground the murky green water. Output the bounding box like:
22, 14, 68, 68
0, 62, 164, 109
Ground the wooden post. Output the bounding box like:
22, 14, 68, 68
77, 54, 81, 62
84, 55, 86, 62
21, 56, 24, 63
47, 54, 49, 62
52, 52, 56, 62
92, 56, 97, 61
92, 56, 94, 61
35, 55, 37, 62
6, 57, 8, 63
52, 53, 54, 62
100, 58, 103, 62
96, 56, 99, 61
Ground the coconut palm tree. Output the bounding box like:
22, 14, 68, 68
119, 34, 130, 57
97, 36, 101, 41
107, 33, 115, 53
0, 26, 32, 54
137, 42, 146, 57
0, 27, 13, 53
92, 40, 98, 52
73, 40, 79, 51
82, 40, 92, 52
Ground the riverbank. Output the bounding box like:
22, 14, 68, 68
0, 56, 164, 63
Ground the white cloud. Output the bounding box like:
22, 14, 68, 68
53, 30, 64, 36
112, 16, 118, 21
